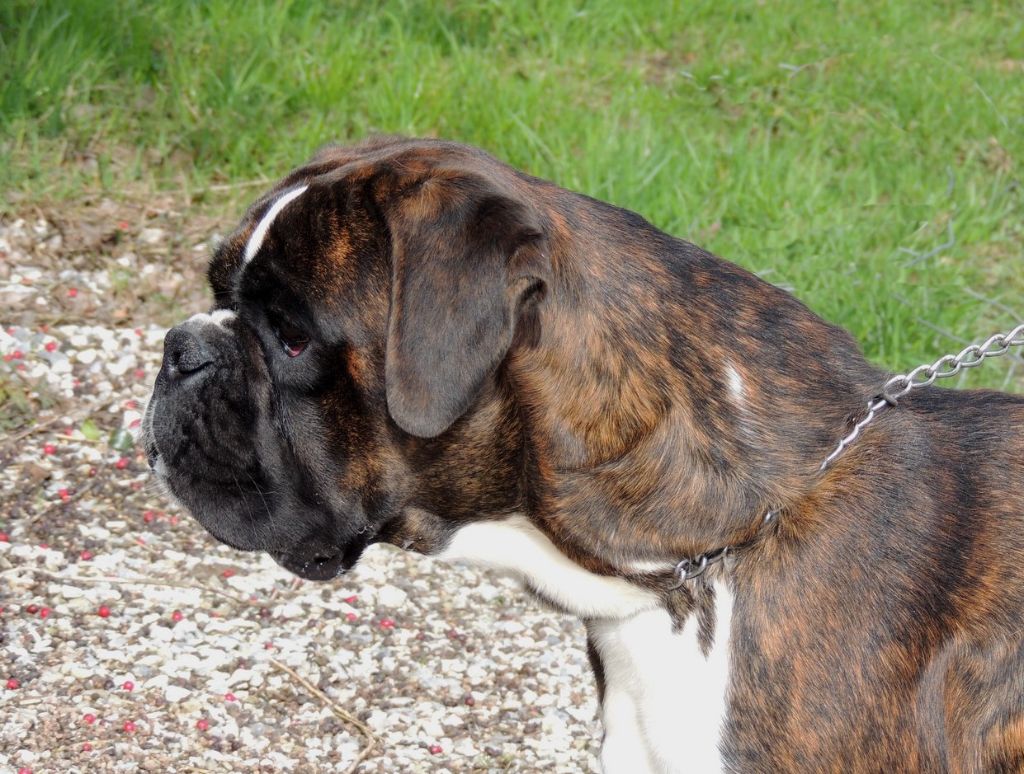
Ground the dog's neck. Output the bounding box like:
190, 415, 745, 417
509, 197, 884, 565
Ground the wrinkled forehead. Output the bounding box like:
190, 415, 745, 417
209, 182, 345, 296
205, 179, 391, 343
204, 138, 511, 328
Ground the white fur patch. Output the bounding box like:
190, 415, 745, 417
187, 309, 236, 329
436, 515, 731, 771
590, 589, 733, 774
152, 454, 170, 479
210, 309, 236, 326
619, 558, 677, 575
599, 684, 657, 772
243, 186, 308, 265
725, 363, 744, 404
435, 515, 659, 619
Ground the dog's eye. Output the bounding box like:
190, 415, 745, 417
274, 322, 309, 358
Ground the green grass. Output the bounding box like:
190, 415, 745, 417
2, 0, 1022, 389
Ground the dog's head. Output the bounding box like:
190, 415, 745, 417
143, 138, 551, 580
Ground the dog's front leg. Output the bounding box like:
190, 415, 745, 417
588, 630, 659, 773
587, 601, 732, 774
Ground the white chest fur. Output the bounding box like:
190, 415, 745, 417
589, 594, 732, 774
435, 514, 661, 619
435, 515, 732, 773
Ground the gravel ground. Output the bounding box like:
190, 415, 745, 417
0, 215, 601, 773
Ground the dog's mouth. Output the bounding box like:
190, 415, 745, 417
270, 548, 348, 581
269, 532, 374, 582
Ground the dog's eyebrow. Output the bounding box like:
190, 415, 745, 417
243, 185, 309, 265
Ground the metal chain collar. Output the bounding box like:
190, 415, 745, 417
674, 322, 1024, 584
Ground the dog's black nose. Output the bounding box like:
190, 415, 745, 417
162, 325, 214, 381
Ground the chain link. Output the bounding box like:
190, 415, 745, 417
820, 322, 1024, 472
674, 322, 1023, 584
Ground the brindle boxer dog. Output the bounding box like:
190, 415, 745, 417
143, 137, 1024, 773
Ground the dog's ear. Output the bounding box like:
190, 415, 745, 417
380, 169, 549, 438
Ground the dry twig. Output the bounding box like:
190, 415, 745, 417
2, 566, 256, 608
268, 657, 379, 774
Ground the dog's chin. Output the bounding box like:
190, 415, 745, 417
269, 538, 370, 582
270, 549, 348, 581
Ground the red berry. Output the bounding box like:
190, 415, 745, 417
79, 550, 93, 561
25, 604, 39, 614
345, 612, 358, 623
428, 744, 443, 755
2, 354, 12, 362
67, 288, 78, 298
17, 767, 32, 774
122, 680, 134, 691
129, 418, 141, 429
83, 713, 97, 725
82, 742, 93, 752
134, 328, 143, 337
97, 605, 111, 618
38, 543, 48, 550
12, 350, 23, 359
221, 568, 235, 578
118, 220, 130, 231
0, 533, 8, 542
122, 720, 136, 733
43, 443, 57, 455
168, 515, 179, 526
344, 595, 358, 604
58, 488, 70, 500
264, 642, 274, 650
143, 510, 155, 523
133, 368, 146, 379
171, 610, 184, 623
195, 718, 210, 731
39, 607, 51, 619
379, 618, 395, 630
464, 694, 475, 706
115, 457, 129, 470
44, 341, 58, 352
7, 678, 20, 689
224, 692, 237, 702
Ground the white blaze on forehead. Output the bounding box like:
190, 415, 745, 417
243, 185, 309, 265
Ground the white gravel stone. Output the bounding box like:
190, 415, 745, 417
165, 685, 191, 702
377, 583, 409, 607
139, 227, 165, 245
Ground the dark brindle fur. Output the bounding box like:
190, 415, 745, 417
146, 137, 1024, 772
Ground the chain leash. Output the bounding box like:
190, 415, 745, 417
673, 322, 1024, 584
819, 322, 1024, 471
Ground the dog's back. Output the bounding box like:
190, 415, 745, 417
723, 386, 1024, 772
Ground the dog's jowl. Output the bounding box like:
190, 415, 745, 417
143, 137, 1024, 773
